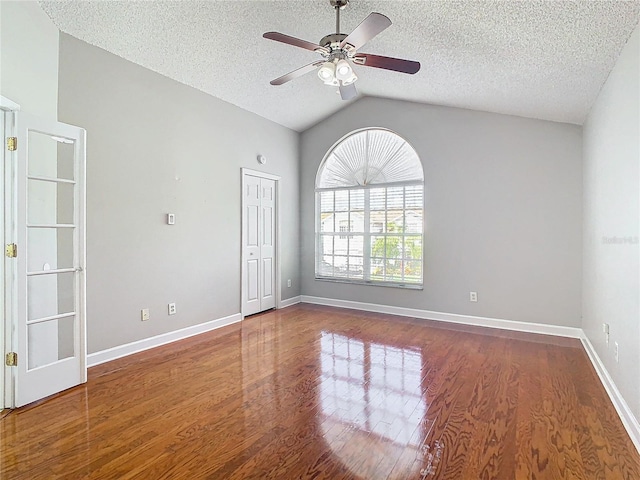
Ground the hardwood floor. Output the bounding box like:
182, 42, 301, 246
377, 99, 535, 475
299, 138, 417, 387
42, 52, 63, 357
1, 304, 638, 479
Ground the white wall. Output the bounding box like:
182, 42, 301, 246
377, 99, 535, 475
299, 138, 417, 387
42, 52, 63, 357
583, 25, 640, 422
301, 98, 583, 327
0, 0, 60, 406
0, 0, 59, 120
58, 34, 300, 354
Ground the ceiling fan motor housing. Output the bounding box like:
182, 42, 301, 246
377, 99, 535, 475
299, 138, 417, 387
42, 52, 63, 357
330, 0, 349, 10
318, 34, 352, 58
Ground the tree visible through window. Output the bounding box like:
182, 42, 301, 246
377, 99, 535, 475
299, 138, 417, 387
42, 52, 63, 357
315, 128, 424, 287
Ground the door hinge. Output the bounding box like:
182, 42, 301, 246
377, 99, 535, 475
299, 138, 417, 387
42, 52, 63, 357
5, 352, 17, 367
5, 243, 17, 258
7, 137, 17, 151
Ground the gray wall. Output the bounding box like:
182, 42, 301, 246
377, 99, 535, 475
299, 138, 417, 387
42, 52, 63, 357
583, 25, 639, 421
301, 97, 583, 327
58, 34, 300, 353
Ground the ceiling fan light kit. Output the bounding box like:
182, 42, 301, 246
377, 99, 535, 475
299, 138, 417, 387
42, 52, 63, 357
263, 0, 420, 100
318, 61, 338, 85
318, 58, 357, 86
335, 59, 357, 84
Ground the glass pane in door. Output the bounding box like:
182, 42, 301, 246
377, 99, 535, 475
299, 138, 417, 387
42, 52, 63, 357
27, 316, 75, 370
27, 272, 75, 321
27, 131, 75, 180
27, 227, 74, 272
27, 179, 74, 225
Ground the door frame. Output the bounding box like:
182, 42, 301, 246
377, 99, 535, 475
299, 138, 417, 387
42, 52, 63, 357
240, 168, 281, 318
1, 96, 20, 410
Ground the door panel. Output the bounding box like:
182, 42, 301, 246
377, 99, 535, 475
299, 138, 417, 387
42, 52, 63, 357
263, 258, 273, 298
247, 206, 258, 247
14, 112, 86, 407
243, 175, 261, 316
260, 179, 275, 310
247, 260, 259, 302
263, 207, 273, 246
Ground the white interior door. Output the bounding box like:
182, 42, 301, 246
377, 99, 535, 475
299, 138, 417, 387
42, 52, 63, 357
11, 112, 86, 407
242, 170, 277, 316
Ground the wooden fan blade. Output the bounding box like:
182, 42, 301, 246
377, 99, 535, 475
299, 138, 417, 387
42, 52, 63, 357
339, 12, 391, 51
270, 61, 325, 85
263, 32, 329, 54
353, 53, 421, 74
339, 83, 358, 101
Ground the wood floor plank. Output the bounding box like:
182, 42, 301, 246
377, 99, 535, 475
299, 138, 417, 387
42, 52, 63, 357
1, 304, 638, 479
514, 339, 548, 479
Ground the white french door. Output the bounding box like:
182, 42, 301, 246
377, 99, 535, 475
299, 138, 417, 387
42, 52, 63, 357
242, 169, 278, 317
9, 112, 86, 407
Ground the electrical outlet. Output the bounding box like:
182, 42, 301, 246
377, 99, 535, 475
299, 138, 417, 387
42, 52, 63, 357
469, 291, 478, 302
287, 279, 292, 288
141, 308, 150, 321
614, 342, 619, 363
168, 303, 176, 315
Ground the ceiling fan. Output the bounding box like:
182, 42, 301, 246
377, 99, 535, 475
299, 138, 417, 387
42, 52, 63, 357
263, 0, 421, 100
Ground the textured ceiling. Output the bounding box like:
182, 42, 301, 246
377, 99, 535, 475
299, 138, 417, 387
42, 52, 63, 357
40, 1, 640, 132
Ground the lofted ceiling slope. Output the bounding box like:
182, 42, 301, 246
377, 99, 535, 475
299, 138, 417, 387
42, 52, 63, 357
40, 1, 640, 132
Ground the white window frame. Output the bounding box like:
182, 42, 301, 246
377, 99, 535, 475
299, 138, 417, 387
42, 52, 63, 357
315, 128, 425, 290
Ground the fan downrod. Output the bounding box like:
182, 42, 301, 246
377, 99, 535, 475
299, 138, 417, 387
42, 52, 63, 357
330, 0, 349, 35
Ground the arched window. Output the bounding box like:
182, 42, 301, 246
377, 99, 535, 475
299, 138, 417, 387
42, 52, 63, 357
315, 128, 424, 288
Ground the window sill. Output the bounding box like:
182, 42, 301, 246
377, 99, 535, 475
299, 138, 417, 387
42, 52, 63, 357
314, 276, 423, 290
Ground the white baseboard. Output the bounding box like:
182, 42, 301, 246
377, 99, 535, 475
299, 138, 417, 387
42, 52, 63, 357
279, 295, 301, 308
88, 298, 302, 369
87, 313, 242, 367
580, 335, 640, 453
300, 295, 583, 338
